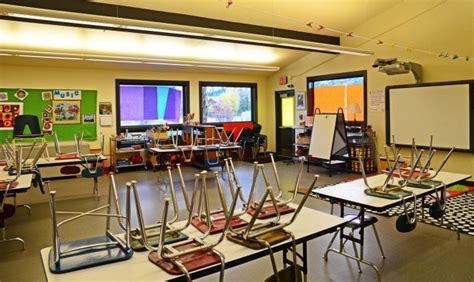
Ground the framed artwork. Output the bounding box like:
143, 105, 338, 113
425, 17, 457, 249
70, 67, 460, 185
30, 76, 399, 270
42, 91, 53, 101
99, 102, 112, 115
82, 114, 96, 123
52, 100, 81, 124
0, 92, 8, 101
296, 91, 306, 110
0, 102, 23, 130
15, 89, 29, 101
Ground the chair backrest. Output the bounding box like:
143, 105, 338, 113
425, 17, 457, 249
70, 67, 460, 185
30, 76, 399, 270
13, 115, 42, 137
239, 127, 254, 141
252, 123, 262, 136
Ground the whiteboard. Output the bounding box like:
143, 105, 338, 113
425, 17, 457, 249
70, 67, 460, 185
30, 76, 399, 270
387, 82, 472, 150
309, 114, 337, 160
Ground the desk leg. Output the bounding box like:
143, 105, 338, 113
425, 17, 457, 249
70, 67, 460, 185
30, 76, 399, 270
282, 241, 308, 281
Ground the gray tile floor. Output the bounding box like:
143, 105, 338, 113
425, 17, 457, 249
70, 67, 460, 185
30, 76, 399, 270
1, 161, 473, 282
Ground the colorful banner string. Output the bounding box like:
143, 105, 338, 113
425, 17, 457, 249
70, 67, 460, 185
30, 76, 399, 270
223, 0, 471, 62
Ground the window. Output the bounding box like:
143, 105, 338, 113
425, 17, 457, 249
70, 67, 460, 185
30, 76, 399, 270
115, 79, 190, 133
307, 71, 367, 124
199, 82, 257, 124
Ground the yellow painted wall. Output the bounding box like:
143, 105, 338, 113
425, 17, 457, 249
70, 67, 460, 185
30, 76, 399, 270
267, 0, 474, 176
0, 62, 270, 153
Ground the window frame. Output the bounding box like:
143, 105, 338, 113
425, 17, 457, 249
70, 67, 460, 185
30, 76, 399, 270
198, 81, 258, 125
115, 79, 190, 133
306, 70, 367, 125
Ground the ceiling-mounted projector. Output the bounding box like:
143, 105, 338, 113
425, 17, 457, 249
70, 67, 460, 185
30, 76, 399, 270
372, 58, 423, 83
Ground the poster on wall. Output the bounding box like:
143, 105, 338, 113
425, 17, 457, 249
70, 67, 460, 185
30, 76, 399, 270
52, 100, 81, 124
295, 91, 306, 110
369, 89, 385, 112
0, 92, 8, 101
99, 102, 113, 127
83, 114, 95, 124
0, 102, 23, 130
15, 89, 29, 101
53, 89, 81, 100
42, 91, 53, 101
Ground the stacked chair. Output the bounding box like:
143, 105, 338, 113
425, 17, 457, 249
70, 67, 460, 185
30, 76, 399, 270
128, 169, 240, 282
47, 174, 133, 273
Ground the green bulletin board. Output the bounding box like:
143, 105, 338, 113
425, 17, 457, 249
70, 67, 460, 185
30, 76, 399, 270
0, 88, 97, 142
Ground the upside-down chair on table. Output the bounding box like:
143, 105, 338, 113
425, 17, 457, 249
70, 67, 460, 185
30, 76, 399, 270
128, 170, 241, 282
46, 174, 133, 273
227, 173, 318, 282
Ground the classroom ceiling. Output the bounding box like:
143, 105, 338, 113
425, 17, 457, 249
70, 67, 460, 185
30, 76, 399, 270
0, 0, 401, 73
90, 0, 402, 36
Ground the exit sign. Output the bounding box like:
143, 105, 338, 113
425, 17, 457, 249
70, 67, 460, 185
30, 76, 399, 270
279, 76, 287, 85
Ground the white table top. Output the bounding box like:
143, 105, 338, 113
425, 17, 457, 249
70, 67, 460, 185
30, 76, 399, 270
0, 167, 33, 191
313, 171, 470, 211
33, 155, 107, 166
40, 206, 346, 281
149, 145, 241, 154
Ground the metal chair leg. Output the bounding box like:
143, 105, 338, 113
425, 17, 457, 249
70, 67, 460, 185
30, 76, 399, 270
372, 225, 385, 259
323, 229, 339, 260
93, 177, 100, 200
13, 196, 32, 215
0, 228, 25, 250
350, 233, 362, 273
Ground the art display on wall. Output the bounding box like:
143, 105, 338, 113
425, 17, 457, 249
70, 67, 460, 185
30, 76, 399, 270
52, 100, 81, 124
42, 91, 53, 101
83, 114, 95, 123
0, 92, 8, 101
15, 89, 29, 101
0, 102, 23, 130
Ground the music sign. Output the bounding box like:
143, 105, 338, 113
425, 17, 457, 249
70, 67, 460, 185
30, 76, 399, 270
53, 89, 82, 100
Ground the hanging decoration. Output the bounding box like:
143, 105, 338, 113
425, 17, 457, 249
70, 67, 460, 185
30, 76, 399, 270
221, 0, 472, 62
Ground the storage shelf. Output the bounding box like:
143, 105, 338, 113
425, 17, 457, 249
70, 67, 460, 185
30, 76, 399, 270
110, 136, 148, 173
115, 148, 145, 153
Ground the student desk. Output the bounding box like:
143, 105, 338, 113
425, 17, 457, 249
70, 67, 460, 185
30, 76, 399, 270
30, 155, 107, 179
0, 169, 34, 194
148, 145, 241, 171
40, 206, 347, 281
312, 171, 470, 280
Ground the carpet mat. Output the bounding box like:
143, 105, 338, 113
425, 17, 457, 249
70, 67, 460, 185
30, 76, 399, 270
374, 193, 474, 236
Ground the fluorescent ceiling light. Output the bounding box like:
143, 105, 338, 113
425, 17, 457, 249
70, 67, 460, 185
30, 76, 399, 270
210, 35, 275, 45
123, 25, 206, 37
144, 62, 194, 67
7, 13, 119, 28
16, 54, 82, 60
84, 58, 143, 64
278, 43, 373, 56
5, 12, 373, 57
0, 49, 279, 71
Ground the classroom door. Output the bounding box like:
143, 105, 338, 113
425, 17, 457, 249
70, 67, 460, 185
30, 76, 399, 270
275, 90, 295, 157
